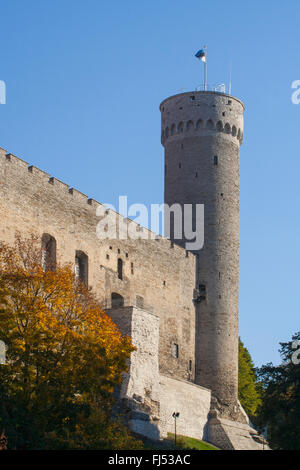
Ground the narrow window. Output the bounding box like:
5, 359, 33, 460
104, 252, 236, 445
118, 258, 123, 280
179, 162, 181, 169
41, 234, 56, 272
75, 251, 88, 286
131, 262, 134, 275
173, 343, 179, 359
136, 295, 144, 309
214, 155, 218, 166
189, 360, 193, 372
111, 293, 124, 308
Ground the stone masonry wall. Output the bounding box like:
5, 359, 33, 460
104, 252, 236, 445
0, 147, 197, 383
107, 306, 161, 440
159, 375, 211, 441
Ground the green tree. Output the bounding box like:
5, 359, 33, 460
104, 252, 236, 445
0, 234, 142, 449
238, 338, 262, 417
256, 332, 300, 450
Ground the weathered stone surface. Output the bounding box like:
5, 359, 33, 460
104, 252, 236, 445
107, 306, 161, 439
159, 375, 211, 441
208, 417, 270, 450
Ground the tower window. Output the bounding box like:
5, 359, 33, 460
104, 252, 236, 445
214, 156, 218, 166
173, 344, 179, 359
189, 360, 193, 372
131, 262, 134, 275
75, 251, 88, 286
179, 163, 181, 169
118, 258, 123, 280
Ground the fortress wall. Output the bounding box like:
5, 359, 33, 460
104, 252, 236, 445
107, 306, 161, 440
159, 375, 211, 441
0, 149, 197, 382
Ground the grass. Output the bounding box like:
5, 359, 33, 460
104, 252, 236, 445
141, 433, 219, 450
168, 433, 219, 450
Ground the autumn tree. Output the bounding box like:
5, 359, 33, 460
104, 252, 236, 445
238, 338, 262, 418
0, 234, 141, 449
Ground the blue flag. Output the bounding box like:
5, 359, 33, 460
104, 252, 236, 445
195, 49, 206, 63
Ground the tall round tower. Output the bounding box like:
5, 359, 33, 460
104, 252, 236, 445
160, 91, 245, 420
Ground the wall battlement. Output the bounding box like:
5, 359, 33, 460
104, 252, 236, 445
0, 148, 192, 259
160, 91, 244, 147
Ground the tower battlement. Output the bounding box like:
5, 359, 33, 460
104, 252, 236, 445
160, 91, 244, 146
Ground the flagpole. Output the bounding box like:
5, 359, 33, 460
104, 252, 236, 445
204, 45, 207, 91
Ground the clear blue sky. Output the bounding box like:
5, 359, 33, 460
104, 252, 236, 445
0, 0, 299, 367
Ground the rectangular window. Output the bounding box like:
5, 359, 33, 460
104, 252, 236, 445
173, 343, 179, 359
189, 360, 192, 372
214, 155, 218, 166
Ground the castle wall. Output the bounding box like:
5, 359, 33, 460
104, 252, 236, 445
0, 147, 197, 383
107, 306, 161, 440
159, 375, 211, 441
108, 306, 211, 442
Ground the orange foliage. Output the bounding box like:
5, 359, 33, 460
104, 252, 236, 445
0, 234, 138, 449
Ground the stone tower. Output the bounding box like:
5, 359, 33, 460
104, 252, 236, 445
160, 91, 245, 421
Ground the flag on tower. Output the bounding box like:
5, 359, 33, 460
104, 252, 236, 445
195, 49, 206, 62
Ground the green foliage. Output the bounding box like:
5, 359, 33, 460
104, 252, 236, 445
238, 338, 262, 417
256, 332, 300, 450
